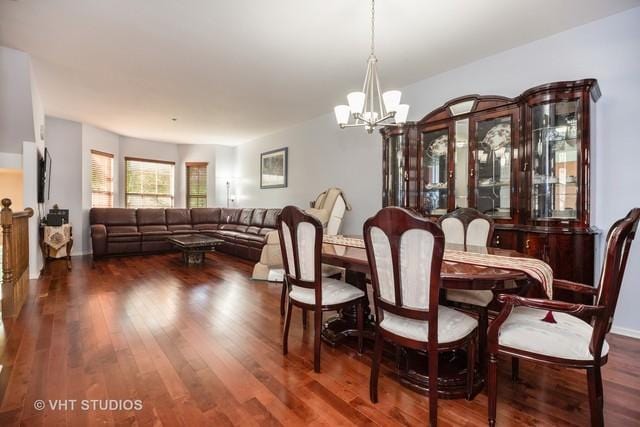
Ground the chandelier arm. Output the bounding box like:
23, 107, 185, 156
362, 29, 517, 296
374, 62, 385, 116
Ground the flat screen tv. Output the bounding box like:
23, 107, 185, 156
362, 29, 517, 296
37, 148, 52, 203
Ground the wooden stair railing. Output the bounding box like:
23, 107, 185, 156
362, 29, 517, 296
1, 198, 34, 318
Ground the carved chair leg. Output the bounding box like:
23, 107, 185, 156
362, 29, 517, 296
511, 357, 520, 382
428, 347, 438, 426
313, 309, 322, 373
488, 353, 498, 427
280, 282, 286, 316
282, 301, 293, 355
356, 301, 364, 354
587, 366, 604, 427
466, 333, 476, 400
478, 306, 488, 375
370, 332, 384, 403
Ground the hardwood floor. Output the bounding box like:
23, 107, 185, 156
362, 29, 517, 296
0, 252, 639, 426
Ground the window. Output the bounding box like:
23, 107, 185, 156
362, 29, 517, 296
125, 157, 175, 208
186, 162, 208, 208
91, 150, 114, 208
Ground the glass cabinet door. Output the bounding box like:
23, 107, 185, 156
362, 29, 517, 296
530, 100, 580, 220
421, 128, 449, 215
382, 134, 407, 207
473, 114, 513, 218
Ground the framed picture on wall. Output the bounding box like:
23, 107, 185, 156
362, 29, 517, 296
260, 147, 288, 189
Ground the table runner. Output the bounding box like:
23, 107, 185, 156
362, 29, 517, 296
323, 235, 554, 299
44, 224, 71, 258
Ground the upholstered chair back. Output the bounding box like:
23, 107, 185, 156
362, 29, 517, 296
591, 208, 640, 353
438, 208, 494, 248
364, 207, 445, 341
278, 206, 323, 297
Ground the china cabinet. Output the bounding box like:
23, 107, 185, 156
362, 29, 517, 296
380, 79, 600, 285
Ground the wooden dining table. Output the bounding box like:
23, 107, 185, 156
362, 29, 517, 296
320, 240, 532, 399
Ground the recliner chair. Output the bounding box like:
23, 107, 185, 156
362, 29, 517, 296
251, 187, 351, 281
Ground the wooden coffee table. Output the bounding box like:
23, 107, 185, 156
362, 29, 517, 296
167, 234, 224, 265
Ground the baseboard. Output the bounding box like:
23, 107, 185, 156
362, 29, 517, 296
610, 326, 640, 339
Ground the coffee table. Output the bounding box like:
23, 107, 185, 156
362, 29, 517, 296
167, 234, 224, 265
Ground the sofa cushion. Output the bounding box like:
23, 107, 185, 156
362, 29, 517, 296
166, 209, 191, 225
246, 226, 261, 235
237, 233, 266, 244
250, 208, 267, 226
211, 230, 243, 240
259, 227, 275, 236
142, 231, 171, 241
139, 224, 168, 233
108, 232, 141, 243
262, 209, 281, 228
191, 208, 221, 225
218, 224, 248, 232
220, 208, 241, 224
107, 225, 139, 234
193, 224, 219, 231
91, 208, 137, 226
171, 229, 201, 235
136, 208, 166, 226
168, 224, 193, 232
239, 209, 253, 226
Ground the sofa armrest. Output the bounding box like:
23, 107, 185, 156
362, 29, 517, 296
91, 224, 107, 257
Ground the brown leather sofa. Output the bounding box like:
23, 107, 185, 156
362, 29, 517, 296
89, 207, 281, 262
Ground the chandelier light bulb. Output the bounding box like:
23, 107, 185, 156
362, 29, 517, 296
383, 90, 402, 113
334, 105, 351, 125
347, 92, 366, 115
394, 104, 410, 124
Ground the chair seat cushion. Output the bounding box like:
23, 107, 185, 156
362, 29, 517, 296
380, 306, 477, 344
446, 289, 494, 307
289, 278, 364, 306
498, 306, 609, 361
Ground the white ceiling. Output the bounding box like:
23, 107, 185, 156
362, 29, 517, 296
1, 0, 639, 146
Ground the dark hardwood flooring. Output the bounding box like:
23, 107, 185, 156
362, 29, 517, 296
0, 252, 639, 426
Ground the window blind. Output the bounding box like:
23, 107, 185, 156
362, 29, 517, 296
125, 157, 175, 208
186, 163, 208, 208
91, 150, 114, 208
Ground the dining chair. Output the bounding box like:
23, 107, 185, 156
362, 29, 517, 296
278, 206, 366, 373
364, 207, 478, 426
438, 208, 495, 365
487, 208, 640, 427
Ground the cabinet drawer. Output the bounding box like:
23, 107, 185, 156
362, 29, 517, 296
492, 229, 518, 250
521, 233, 548, 261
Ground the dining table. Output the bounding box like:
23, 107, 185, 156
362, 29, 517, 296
320, 238, 537, 399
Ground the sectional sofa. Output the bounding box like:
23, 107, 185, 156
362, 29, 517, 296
90, 207, 281, 262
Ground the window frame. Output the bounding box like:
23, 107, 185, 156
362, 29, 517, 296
186, 162, 208, 208
90, 149, 114, 208
124, 156, 175, 208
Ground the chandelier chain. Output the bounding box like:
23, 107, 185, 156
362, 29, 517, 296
370, 0, 375, 57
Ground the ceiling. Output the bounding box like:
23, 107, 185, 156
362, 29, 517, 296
1, 0, 639, 146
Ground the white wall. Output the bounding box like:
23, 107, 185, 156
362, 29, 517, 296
22, 141, 41, 278
0, 47, 35, 154
44, 117, 83, 254
0, 152, 22, 169
233, 7, 640, 334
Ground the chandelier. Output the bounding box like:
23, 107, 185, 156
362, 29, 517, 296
334, 0, 409, 133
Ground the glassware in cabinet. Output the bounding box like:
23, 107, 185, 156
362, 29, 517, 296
530, 100, 580, 220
